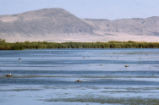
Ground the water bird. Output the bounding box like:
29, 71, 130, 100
76, 80, 82, 83
6, 73, 12, 78
125, 65, 129, 68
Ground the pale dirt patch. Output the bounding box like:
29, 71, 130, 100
1, 32, 159, 42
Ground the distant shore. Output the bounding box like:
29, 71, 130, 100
0, 39, 159, 50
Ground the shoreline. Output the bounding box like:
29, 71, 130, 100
0, 40, 159, 50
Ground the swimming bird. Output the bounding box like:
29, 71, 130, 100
6, 73, 12, 78
76, 80, 82, 83
125, 65, 129, 68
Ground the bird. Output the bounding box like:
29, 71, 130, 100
76, 80, 82, 83
125, 65, 129, 68
6, 72, 12, 78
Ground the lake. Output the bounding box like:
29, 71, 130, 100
0, 49, 159, 105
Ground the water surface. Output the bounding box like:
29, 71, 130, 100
0, 49, 159, 105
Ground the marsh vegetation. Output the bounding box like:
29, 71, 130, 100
0, 39, 159, 50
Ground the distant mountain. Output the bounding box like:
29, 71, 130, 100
85, 16, 159, 35
0, 8, 93, 34
0, 8, 159, 42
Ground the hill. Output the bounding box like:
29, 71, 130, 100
0, 8, 159, 42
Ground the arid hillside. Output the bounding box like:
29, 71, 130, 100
0, 8, 159, 42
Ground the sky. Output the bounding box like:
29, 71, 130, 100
0, 0, 159, 19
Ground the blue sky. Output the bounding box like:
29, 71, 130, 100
0, 0, 159, 19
